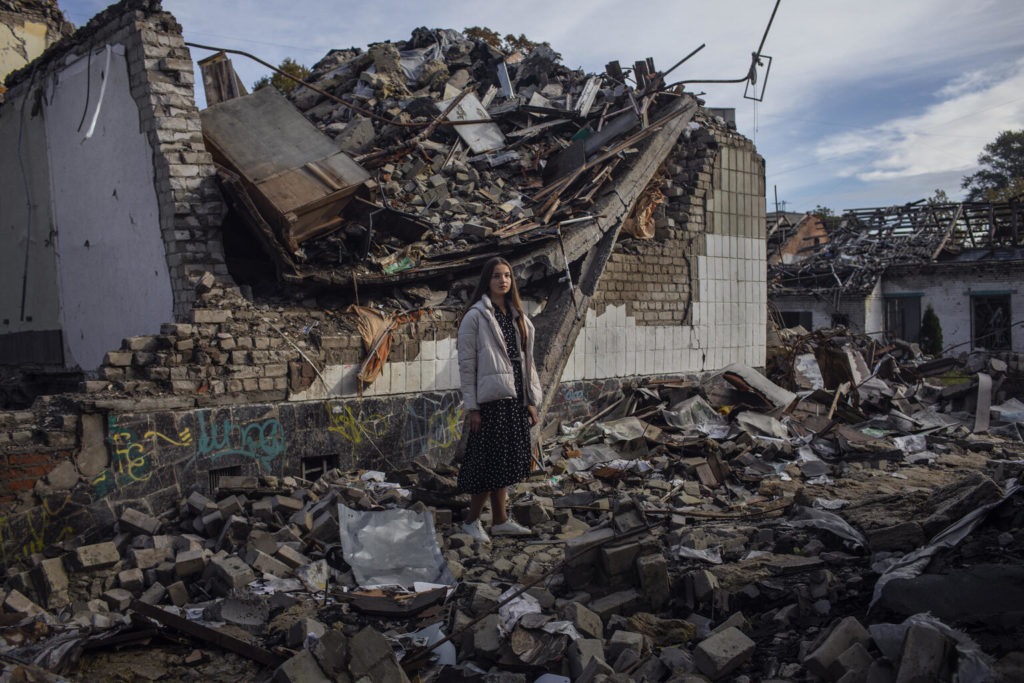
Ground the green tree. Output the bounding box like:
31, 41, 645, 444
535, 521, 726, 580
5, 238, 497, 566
464, 26, 545, 54
252, 57, 311, 95
920, 304, 944, 356
927, 188, 951, 205
961, 130, 1024, 202
812, 204, 841, 231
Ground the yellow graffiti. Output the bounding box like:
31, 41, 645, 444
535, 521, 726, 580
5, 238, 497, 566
112, 433, 152, 484
428, 406, 463, 449
144, 427, 192, 447
1, 507, 74, 563
325, 403, 388, 446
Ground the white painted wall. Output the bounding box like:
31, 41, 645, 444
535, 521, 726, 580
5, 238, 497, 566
885, 266, 1024, 353
0, 80, 62, 337
43, 45, 174, 370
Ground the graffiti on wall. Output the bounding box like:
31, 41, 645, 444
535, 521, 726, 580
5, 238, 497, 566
325, 402, 389, 454
404, 393, 463, 460
0, 495, 75, 566
196, 413, 285, 472
91, 416, 157, 499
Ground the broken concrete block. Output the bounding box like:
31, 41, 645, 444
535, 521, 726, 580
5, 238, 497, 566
75, 541, 121, 570
139, 582, 166, 605
601, 541, 641, 578
186, 491, 214, 515
204, 555, 256, 595
690, 569, 720, 604
834, 642, 875, 682
175, 548, 207, 578
693, 626, 755, 680
311, 629, 349, 679
3, 589, 45, 616
247, 549, 292, 577
896, 623, 953, 683
805, 617, 873, 680
607, 629, 646, 661
118, 568, 146, 593
272, 649, 331, 683
102, 588, 133, 611
275, 545, 310, 569
569, 638, 606, 679
287, 617, 327, 648
166, 581, 189, 607
562, 601, 604, 640
349, 626, 411, 682
30, 557, 70, 609
129, 547, 165, 570
576, 654, 616, 683
251, 498, 277, 523
218, 475, 258, 491
589, 589, 642, 621
637, 553, 670, 610
119, 507, 161, 535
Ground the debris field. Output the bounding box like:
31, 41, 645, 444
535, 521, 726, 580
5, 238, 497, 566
3, 325, 1024, 682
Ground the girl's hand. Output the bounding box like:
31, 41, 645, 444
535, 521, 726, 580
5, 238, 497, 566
527, 405, 539, 426
467, 410, 481, 432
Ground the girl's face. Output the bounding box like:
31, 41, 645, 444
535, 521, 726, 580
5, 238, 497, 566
489, 264, 513, 300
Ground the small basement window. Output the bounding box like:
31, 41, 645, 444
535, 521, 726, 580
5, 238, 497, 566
972, 294, 1012, 350
302, 453, 340, 482
208, 465, 243, 492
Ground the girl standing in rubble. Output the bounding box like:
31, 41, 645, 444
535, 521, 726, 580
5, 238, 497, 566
457, 256, 542, 542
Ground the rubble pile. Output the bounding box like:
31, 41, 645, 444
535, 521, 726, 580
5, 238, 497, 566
2, 333, 1024, 681
211, 27, 698, 289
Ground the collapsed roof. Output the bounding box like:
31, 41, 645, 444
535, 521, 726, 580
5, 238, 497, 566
769, 200, 1024, 296
199, 28, 702, 301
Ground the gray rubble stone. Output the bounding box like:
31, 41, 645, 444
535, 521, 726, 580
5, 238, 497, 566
693, 626, 755, 680
349, 626, 411, 682
205, 555, 256, 595
120, 507, 161, 535
805, 617, 873, 680
3, 589, 45, 616
896, 623, 953, 683
175, 548, 206, 577
589, 589, 642, 621
311, 629, 349, 678
166, 581, 189, 606
608, 629, 646, 661
118, 568, 146, 593
637, 553, 671, 610
75, 542, 120, 570
562, 601, 604, 640
272, 649, 331, 683
30, 557, 70, 609
834, 642, 875, 683
569, 638, 607, 679
102, 588, 133, 611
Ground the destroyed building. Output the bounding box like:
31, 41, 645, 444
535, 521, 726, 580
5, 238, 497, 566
0, 1, 765, 558
769, 200, 1024, 357
2, 3, 1024, 681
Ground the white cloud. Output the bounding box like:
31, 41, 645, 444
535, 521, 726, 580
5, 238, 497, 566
813, 57, 1024, 184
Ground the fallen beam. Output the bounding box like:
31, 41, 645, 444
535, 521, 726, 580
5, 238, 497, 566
130, 600, 284, 669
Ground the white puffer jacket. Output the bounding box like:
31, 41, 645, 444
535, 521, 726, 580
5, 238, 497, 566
457, 295, 543, 411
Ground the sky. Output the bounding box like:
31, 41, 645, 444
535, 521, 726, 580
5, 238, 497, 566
59, 0, 1024, 214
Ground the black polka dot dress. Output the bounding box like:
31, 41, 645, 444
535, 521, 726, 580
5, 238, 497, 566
457, 306, 532, 494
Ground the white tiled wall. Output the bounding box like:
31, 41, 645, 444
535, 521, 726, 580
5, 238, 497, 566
562, 233, 766, 380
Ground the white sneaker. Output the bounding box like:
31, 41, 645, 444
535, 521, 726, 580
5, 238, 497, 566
461, 519, 490, 543
491, 519, 532, 536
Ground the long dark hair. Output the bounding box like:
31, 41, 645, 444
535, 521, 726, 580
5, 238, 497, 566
465, 257, 528, 352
